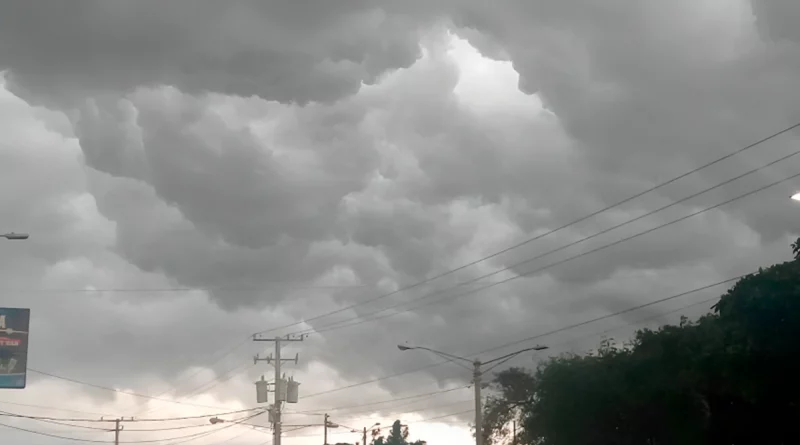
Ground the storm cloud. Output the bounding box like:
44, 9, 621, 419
1, 1, 800, 444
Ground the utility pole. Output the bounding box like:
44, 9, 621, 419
397, 344, 547, 445
363, 426, 367, 445
324, 413, 329, 445
114, 418, 122, 445
99, 417, 130, 445
473, 359, 483, 445
254, 335, 304, 445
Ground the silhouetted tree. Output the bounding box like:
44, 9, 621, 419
371, 420, 426, 445
482, 239, 800, 445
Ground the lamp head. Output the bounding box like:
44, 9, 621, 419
1, 233, 29, 240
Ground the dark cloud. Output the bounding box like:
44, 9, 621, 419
2, 2, 800, 443
0, 0, 424, 106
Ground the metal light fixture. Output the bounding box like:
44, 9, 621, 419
1, 233, 29, 240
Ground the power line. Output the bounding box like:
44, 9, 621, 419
469, 277, 745, 360
303, 292, 725, 423
0, 399, 113, 416
337, 297, 727, 431
120, 337, 254, 420
303, 164, 800, 336
544, 295, 721, 353
251, 120, 800, 338
29, 124, 798, 424
288, 386, 469, 416
332, 396, 475, 426
176, 363, 255, 400
0, 411, 247, 433
126, 257, 754, 418
296, 271, 747, 402
0, 407, 265, 423
0, 411, 114, 431
222, 290, 733, 442
0, 411, 267, 445
290, 291, 720, 426
18, 285, 721, 437
286, 408, 475, 439
122, 122, 799, 410
158, 411, 267, 445
127, 359, 254, 420
28, 368, 240, 411
170, 265, 750, 411
316, 294, 720, 428
178, 143, 800, 402
0, 420, 114, 443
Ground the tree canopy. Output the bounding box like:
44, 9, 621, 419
482, 238, 800, 445
371, 420, 426, 445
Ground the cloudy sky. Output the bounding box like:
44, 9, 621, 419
2, 0, 800, 444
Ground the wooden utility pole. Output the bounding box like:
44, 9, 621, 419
254, 335, 304, 445
103, 418, 125, 445
324, 413, 329, 445
97, 417, 129, 445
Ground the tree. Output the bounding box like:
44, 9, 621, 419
371, 420, 426, 445
481, 238, 800, 445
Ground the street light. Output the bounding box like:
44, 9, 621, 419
323, 414, 342, 445
1, 233, 28, 240
352, 422, 381, 445
792, 192, 800, 202
397, 344, 548, 445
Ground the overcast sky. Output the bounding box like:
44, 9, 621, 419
2, 1, 800, 444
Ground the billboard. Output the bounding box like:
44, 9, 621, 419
0, 308, 30, 389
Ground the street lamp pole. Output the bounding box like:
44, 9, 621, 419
397, 344, 548, 445
473, 359, 483, 445
352, 422, 380, 445
324, 413, 341, 445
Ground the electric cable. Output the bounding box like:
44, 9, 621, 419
285, 408, 475, 439
0, 407, 265, 423
177, 152, 800, 402
27, 368, 242, 411
74, 122, 798, 412
0, 399, 112, 416
312, 294, 719, 422
30, 128, 800, 423
252, 120, 800, 338
302, 153, 800, 336
0, 420, 114, 443
296, 270, 748, 402
158, 411, 267, 445
287, 385, 469, 415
